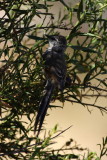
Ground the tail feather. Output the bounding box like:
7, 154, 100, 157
34, 83, 54, 136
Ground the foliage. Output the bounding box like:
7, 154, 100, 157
0, 0, 107, 159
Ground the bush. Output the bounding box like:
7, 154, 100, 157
0, 0, 107, 159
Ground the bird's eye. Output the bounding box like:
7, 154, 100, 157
51, 37, 56, 40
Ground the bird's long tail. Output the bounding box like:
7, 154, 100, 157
34, 81, 54, 137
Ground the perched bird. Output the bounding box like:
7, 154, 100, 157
34, 35, 67, 137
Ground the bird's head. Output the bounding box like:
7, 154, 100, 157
46, 35, 67, 51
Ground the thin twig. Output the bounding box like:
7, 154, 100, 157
51, 125, 72, 140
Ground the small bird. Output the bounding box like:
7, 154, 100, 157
34, 35, 67, 137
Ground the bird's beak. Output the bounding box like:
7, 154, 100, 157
45, 34, 54, 40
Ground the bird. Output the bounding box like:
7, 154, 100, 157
34, 35, 67, 137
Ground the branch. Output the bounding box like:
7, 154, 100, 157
65, 99, 107, 114
34, 25, 73, 30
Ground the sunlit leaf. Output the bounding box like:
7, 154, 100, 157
77, 0, 83, 21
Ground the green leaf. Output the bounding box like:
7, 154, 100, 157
77, 0, 83, 21
70, 45, 97, 53
28, 149, 38, 160
28, 35, 45, 40
83, 68, 95, 84
36, 12, 53, 15
67, 154, 78, 159
79, 32, 101, 39
33, 3, 48, 9
96, 78, 107, 87
12, 9, 29, 14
